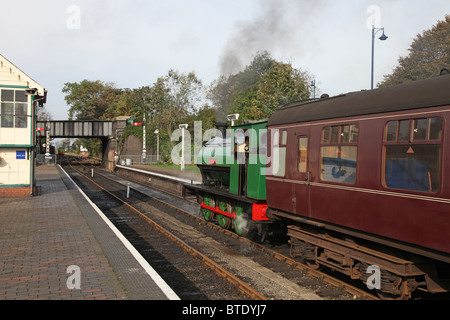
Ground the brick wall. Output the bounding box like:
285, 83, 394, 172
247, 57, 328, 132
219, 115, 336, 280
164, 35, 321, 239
0, 187, 32, 197
121, 135, 142, 155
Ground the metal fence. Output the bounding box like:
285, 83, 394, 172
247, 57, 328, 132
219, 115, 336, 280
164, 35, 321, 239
36, 154, 57, 165
118, 155, 160, 165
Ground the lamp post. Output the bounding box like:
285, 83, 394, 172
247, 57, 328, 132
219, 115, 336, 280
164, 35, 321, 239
142, 112, 147, 163
371, 25, 388, 90
179, 124, 188, 171
45, 119, 51, 157
154, 129, 159, 162
311, 80, 316, 99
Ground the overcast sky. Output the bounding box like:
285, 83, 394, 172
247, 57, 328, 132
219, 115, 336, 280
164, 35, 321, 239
2, 0, 449, 120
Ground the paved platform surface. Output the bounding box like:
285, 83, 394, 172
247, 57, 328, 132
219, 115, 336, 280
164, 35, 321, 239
0, 165, 178, 300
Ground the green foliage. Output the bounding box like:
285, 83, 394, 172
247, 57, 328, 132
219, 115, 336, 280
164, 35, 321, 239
257, 62, 311, 116
195, 105, 216, 131
120, 123, 173, 162
62, 52, 312, 158
79, 138, 102, 157
110, 87, 149, 119
380, 15, 450, 87
148, 70, 203, 147
209, 51, 312, 122
63, 80, 122, 120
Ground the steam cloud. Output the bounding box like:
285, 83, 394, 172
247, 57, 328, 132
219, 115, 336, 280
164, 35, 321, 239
219, 0, 323, 76
213, 0, 326, 123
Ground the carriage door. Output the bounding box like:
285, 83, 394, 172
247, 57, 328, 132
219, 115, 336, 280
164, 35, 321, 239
293, 128, 311, 217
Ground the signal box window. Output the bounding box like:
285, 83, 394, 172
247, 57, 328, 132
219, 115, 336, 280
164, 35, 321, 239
0, 89, 28, 128
320, 124, 358, 184
383, 117, 442, 193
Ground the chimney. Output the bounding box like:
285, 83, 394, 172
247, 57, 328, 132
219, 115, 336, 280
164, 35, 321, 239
215, 123, 228, 139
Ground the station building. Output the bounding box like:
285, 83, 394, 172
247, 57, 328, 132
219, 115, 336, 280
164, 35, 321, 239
0, 54, 46, 197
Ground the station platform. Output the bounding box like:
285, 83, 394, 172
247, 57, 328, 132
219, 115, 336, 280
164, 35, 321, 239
0, 164, 179, 300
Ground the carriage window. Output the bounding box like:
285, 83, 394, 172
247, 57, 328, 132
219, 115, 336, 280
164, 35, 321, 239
281, 130, 288, 145
429, 117, 443, 140
383, 117, 442, 193
413, 118, 428, 141
398, 120, 410, 142
271, 129, 286, 177
385, 121, 397, 142
273, 147, 286, 177
273, 131, 280, 146
322, 127, 330, 144
348, 125, 359, 143
321, 146, 357, 184
298, 137, 308, 173
320, 124, 358, 184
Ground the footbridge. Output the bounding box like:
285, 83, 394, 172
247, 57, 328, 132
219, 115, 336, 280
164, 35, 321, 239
36, 120, 113, 138
36, 119, 128, 169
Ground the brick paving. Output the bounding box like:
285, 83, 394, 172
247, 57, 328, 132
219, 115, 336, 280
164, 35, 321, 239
0, 165, 173, 300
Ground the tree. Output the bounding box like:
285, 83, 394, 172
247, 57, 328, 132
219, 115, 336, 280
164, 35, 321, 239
107, 88, 139, 118
380, 15, 450, 87
36, 105, 53, 121
255, 61, 311, 119
62, 80, 123, 156
63, 80, 122, 120
193, 104, 216, 131
148, 70, 203, 147
209, 52, 276, 123
209, 51, 312, 122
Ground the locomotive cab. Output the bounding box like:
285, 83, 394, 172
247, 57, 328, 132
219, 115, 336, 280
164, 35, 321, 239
197, 135, 232, 189
185, 121, 270, 237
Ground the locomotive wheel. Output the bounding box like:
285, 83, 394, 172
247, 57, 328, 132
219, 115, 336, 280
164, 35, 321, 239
217, 201, 231, 229
217, 214, 232, 229
202, 197, 215, 222
234, 206, 252, 237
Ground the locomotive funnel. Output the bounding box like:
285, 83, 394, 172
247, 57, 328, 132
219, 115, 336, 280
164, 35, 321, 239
215, 123, 228, 138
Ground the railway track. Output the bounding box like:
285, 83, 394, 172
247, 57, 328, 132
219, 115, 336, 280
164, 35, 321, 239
62, 157, 378, 300
60, 160, 259, 300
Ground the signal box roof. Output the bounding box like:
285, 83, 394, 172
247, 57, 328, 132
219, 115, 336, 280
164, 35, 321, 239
0, 54, 45, 96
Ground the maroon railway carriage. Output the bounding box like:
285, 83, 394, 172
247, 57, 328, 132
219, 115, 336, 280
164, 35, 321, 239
265, 71, 450, 298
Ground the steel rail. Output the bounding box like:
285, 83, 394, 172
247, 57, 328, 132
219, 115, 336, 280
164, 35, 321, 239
166, 199, 380, 300
68, 157, 378, 300
64, 160, 267, 301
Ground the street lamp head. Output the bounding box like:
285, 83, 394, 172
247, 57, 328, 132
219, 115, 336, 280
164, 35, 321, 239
379, 32, 388, 41
227, 114, 240, 121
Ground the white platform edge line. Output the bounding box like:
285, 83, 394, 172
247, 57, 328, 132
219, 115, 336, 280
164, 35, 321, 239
58, 165, 180, 301
116, 165, 202, 185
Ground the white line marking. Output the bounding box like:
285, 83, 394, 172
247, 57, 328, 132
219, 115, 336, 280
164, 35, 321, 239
59, 165, 180, 300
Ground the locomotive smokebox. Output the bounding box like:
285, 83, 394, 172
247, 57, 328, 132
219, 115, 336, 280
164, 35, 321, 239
215, 123, 228, 138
